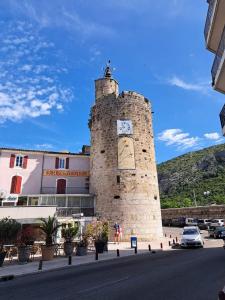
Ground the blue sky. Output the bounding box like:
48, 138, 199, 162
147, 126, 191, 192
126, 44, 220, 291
0, 0, 224, 163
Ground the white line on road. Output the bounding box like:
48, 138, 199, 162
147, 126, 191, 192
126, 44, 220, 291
76, 276, 130, 294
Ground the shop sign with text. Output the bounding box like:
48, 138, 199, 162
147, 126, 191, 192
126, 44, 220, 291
43, 170, 89, 177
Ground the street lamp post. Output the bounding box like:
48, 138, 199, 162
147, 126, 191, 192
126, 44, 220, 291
203, 191, 210, 196
203, 191, 210, 204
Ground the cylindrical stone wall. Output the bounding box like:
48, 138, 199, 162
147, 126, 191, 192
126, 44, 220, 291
95, 78, 119, 100
90, 79, 163, 241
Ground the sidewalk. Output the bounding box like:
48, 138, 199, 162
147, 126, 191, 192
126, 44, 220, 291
0, 239, 172, 279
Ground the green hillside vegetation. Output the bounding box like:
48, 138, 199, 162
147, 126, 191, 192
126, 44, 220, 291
157, 143, 225, 209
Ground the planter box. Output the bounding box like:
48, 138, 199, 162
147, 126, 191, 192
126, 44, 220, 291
41, 245, 55, 261
64, 242, 74, 257
18, 246, 31, 264
95, 241, 105, 254
76, 246, 87, 256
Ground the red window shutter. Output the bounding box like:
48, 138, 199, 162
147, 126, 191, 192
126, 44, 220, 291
9, 154, 15, 168
55, 157, 59, 169
10, 176, 17, 193
15, 176, 22, 194
10, 176, 22, 194
23, 156, 28, 169
66, 157, 69, 169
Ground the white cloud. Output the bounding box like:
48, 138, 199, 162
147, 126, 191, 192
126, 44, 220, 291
158, 128, 200, 150
204, 132, 224, 144
168, 76, 210, 94
7, 2, 115, 39
0, 21, 73, 123
35, 143, 53, 150
204, 132, 220, 140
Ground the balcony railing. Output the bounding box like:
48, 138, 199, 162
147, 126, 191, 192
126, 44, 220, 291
41, 187, 89, 195
204, 0, 215, 41
56, 207, 94, 217
211, 25, 225, 84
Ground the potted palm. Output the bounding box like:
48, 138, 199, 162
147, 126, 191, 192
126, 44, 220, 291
39, 216, 61, 261
17, 226, 35, 264
61, 223, 79, 256
86, 220, 109, 254
0, 218, 21, 267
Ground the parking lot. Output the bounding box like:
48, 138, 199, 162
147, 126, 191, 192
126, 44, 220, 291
163, 226, 224, 249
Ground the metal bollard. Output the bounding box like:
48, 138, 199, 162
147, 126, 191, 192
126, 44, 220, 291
160, 243, 163, 250
173, 239, 175, 244
68, 255, 72, 265
38, 260, 43, 271
169, 241, 171, 246
134, 246, 137, 254
117, 249, 120, 257
95, 251, 98, 260
148, 244, 151, 251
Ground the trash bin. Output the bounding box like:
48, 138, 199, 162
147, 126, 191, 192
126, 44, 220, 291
131, 236, 137, 248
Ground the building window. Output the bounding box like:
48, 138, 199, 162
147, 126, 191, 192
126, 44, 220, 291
10, 154, 28, 169
55, 157, 69, 169
16, 155, 23, 167
59, 158, 65, 169
10, 175, 22, 194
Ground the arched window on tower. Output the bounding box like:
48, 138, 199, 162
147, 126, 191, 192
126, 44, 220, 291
10, 175, 22, 194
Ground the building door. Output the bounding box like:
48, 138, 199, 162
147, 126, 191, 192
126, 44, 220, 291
57, 179, 66, 194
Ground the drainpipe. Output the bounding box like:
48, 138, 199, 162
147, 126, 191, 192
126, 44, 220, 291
40, 153, 45, 195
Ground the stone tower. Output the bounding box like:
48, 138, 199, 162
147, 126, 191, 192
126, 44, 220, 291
89, 64, 163, 241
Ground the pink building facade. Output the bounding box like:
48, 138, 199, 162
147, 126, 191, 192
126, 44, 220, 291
0, 147, 94, 218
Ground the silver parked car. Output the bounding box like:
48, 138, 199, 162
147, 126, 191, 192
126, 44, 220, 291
180, 226, 204, 248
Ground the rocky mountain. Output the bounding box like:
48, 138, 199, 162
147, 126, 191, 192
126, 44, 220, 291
157, 143, 225, 208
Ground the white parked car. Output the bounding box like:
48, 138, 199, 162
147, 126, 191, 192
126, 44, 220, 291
210, 219, 224, 227
180, 226, 204, 248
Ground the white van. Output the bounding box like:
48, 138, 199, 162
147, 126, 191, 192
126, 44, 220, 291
210, 219, 224, 227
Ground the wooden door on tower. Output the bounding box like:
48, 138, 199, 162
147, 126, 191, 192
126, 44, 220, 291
57, 179, 66, 194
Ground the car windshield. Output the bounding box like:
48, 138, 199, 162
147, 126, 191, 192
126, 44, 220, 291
183, 229, 198, 235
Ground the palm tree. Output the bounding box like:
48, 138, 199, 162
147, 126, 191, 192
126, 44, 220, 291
39, 216, 61, 246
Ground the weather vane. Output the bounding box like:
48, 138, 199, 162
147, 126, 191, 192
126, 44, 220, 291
104, 60, 112, 78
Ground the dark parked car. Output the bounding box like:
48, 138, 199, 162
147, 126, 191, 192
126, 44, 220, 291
208, 226, 225, 238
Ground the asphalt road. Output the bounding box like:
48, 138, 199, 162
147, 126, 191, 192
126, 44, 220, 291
1, 247, 225, 300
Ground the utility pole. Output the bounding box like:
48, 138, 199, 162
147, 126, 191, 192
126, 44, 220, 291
193, 189, 197, 207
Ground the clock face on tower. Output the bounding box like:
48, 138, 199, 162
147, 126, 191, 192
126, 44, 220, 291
117, 120, 133, 135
